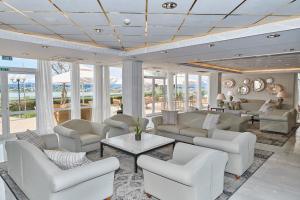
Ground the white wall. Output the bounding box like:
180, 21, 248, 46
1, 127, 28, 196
222, 73, 296, 107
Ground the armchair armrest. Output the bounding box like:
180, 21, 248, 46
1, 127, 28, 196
259, 114, 288, 122
90, 122, 107, 139
152, 116, 163, 129
104, 119, 129, 130
40, 134, 59, 149
193, 137, 240, 154
53, 126, 80, 139
137, 155, 194, 186
51, 157, 119, 192
216, 123, 231, 130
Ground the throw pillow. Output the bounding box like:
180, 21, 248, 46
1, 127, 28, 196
44, 150, 92, 170
259, 102, 276, 113
202, 114, 220, 130
162, 110, 178, 125
16, 130, 46, 150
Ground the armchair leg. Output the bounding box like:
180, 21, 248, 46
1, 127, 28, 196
145, 192, 152, 198
235, 175, 240, 180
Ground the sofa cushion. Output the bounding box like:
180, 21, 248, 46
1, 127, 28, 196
80, 134, 101, 145
202, 114, 220, 130
157, 125, 186, 134
162, 110, 178, 125
178, 112, 206, 128
180, 128, 208, 137
44, 150, 92, 170
16, 130, 46, 150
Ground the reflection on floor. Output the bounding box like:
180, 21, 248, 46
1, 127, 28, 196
0, 131, 300, 200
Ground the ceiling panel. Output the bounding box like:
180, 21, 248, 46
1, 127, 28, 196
5, 0, 56, 11
52, 0, 101, 12
0, 24, 15, 31
123, 41, 145, 48
12, 24, 54, 35
116, 26, 145, 35
89, 34, 116, 42
256, 16, 294, 25
121, 35, 145, 42
83, 26, 114, 35
26, 12, 71, 25
0, 12, 35, 25
177, 26, 210, 35
100, 0, 145, 13
274, 0, 300, 15
47, 24, 81, 35
61, 34, 91, 42
191, 0, 244, 14
233, 0, 291, 15
0, 2, 12, 11
148, 26, 178, 35
148, 14, 185, 26
68, 13, 108, 26
109, 13, 145, 26
148, 0, 194, 14
184, 15, 225, 27
216, 15, 263, 27
147, 35, 172, 42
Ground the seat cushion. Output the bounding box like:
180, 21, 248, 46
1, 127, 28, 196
157, 125, 186, 134
80, 134, 101, 145
180, 128, 208, 137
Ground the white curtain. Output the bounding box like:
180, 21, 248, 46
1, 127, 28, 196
167, 72, 175, 111
184, 73, 189, 112
71, 62, 81, 119
36, 60, 54, 134
92, 65, 104, 122
103, 66, 111, 120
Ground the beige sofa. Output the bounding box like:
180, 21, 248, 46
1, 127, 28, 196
152, 111, 250, 143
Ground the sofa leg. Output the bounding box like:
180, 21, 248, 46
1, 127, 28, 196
145, 192, 152, 198
235, 175, 240, 180
105, 197, 111, 200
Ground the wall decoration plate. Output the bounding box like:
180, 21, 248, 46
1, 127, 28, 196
253, 78, 265, 92
266, 77, 274, 84
237, 85, 250, 95
243, 78, 251, 85
223, 79, 235, 88
266, 84, 283, 95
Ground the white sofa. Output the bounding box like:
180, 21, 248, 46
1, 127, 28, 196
193, 129, 257, 178
137, 142, 228, 200
5, 134, 119, 200
54, 119, 106, 152
104, 114, 149, 138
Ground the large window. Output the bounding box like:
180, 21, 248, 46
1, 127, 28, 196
174, 73, 185, 111
51, 61, 71, 125
80, 64, 93, 121
201, 76, 209, 108
188, 74, 198, 108
110, 67, 122, 115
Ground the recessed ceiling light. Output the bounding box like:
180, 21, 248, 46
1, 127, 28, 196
123, 18, 131, 25
160, 50, 168, 54
208, 43, 215, 47
266, 33, 280, 38
42, 45, 49, 49
94, 28, 102, 33
235, 53, 243, 57
162, 2, 177, 9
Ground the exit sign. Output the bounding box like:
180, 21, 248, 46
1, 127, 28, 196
2, 56, 13, 61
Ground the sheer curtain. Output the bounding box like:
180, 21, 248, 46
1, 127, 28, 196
71, 62, 81, 119
103, 66, 111, 120
92, 65, 103, 122
36, 60, 54, 134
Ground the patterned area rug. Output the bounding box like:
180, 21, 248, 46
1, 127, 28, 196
247, 122, 296, 146
0, 145, 273, 200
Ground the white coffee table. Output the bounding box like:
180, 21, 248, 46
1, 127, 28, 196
100, 133, 175, 173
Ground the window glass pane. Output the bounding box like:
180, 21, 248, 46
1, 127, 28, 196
174, 73, 185, 111
110, 67, 122, 115
188, 74, 198, 108
51, 61, 71, 124
0, 56, 37, 68
80, 64, 93, 121
201, 76, 209, 108
154, 79, 167, 113
144, 78, 153, 115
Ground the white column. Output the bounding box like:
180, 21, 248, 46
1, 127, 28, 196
167, 72, 175, 110
103, 66, 111, 119
71, 62, 81, 119
122, 60, 143, 117
92, 65, 103, 122
36, 60, 54, 133
184, 73, 189, 112
208, 72, 222, 107
196, 75, 202, 109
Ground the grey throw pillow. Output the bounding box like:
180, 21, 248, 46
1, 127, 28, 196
162, 110, 178, 125
202, 114, 220, 130
16, 130, 46, 150
44, 150, 92, 170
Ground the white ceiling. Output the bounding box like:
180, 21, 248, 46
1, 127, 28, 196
0, 0, 299, 50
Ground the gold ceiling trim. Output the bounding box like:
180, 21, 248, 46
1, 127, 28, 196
96, 0, 123, 49
243, 67, 300, 73
144, 0, 149, 46
48, 0, 99, 45
186, 61, 242, 73
223, 0, 247, 19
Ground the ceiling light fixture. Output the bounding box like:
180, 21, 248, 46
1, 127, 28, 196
162, 2, 177, 9
42, 45, 49, 49
123, 18, 131, 25
208, 43, 215, 47
235, 53, 243, 57
94, 28, 102, 33
160, 50, 168, 54
266, 33, 280, 38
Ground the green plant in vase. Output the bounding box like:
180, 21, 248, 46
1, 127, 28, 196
135, 118, 143, 141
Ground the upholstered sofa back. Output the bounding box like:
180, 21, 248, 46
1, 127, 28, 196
60, 119, 92, 134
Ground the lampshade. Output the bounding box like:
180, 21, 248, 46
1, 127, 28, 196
216, 93, 226, 100
227, 91, 234, 96
277, 90, 288, 98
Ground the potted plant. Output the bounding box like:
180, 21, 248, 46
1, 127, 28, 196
134, 118, 143, 141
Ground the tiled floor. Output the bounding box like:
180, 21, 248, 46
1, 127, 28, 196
0, 134, 300, 200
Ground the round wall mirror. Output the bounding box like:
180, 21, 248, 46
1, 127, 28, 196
223, 79, 235, 88
237, 85, 250, 95
253, 78, 265, 92
243, 79, 250, 85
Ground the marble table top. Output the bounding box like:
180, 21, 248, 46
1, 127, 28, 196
101, 133, 175, 155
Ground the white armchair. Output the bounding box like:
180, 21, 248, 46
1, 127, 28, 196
193, 129, 257, 178
54, 119, 107, 152
6, 134, 119, 200
137, 143, 228, 200
104, 114, 149, 138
